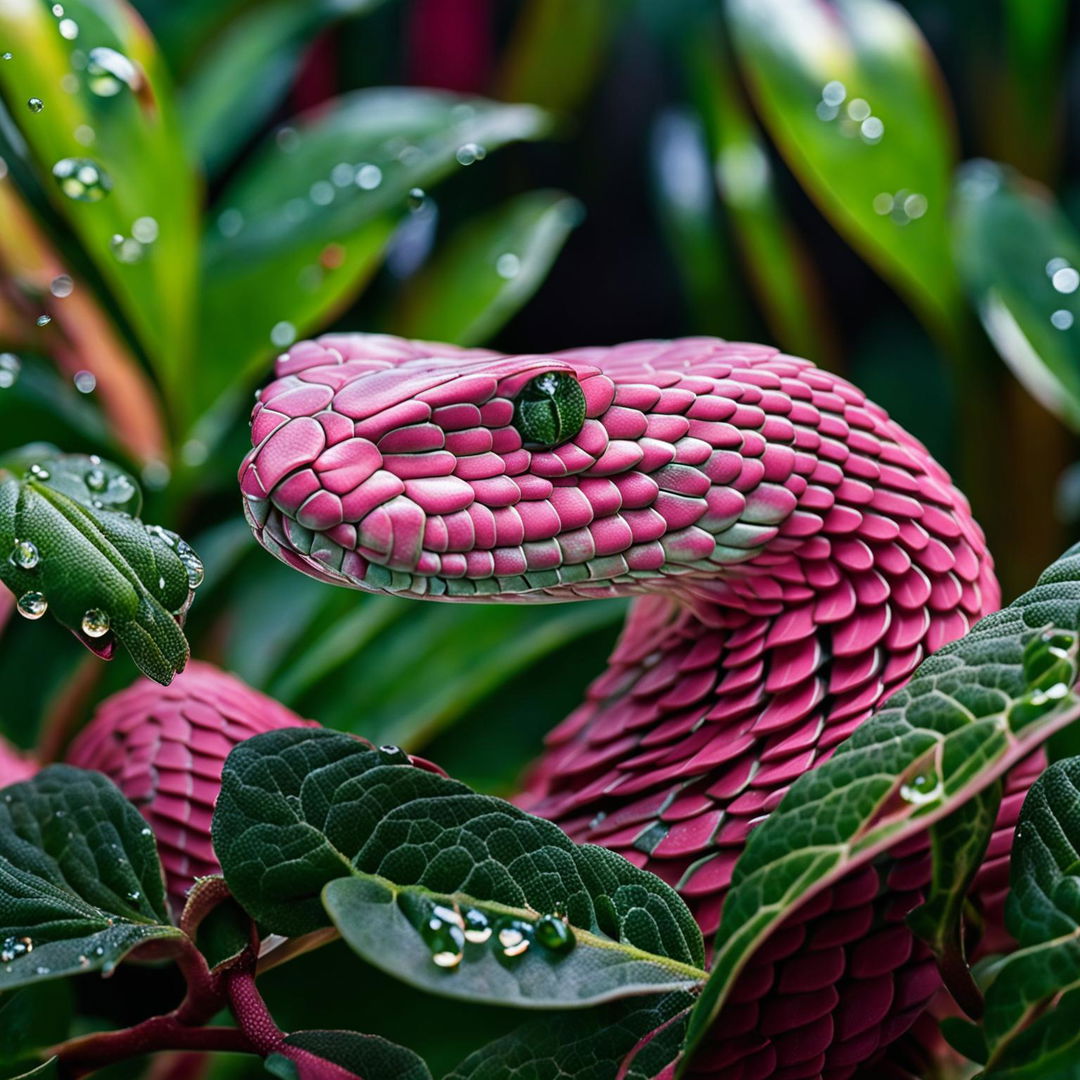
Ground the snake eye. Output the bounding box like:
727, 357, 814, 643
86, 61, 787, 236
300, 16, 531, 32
512, 371, 586, 449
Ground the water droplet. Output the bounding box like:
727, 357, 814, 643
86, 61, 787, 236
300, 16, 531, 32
81, 608, 109, 637
495, 253, 520, 280
58, 17, 78, 39
455, 143, 485, 166
1052, 267, 1080, 294
355, 163, 382, 190
899, 771, 941, 806
127, 890, 140, 902
180, 439, 208, 467
93, 946, 104, 956
52, 157, 111, 202
132, 216, 158, 244
1, 53, 11, 61
74, 124, 95, 146
78, 954, 89, 967
86, 47, 141, 97
140, 826, 152, 836
85, 467, 107, 492
821, 80, 846, 107
217, 208, 243, 237
494, 917, 532, 958
463, 908, 491, 944
419, 904, 466, 969
534, 913, 575, 953
0, 353, 21, 389
276, 126, 299, 153
378, 744, 410, 765
33, 965, 48, 976
10, 540, 39, 569
50, 274, 73, 298
110, 234, 143, 263
1052, 309, 1074, 331
73, 370, 96, 393
860, 116, 884, 143
407, 187, 426, 210
846, 98, 871, 122
36, 315, 51, 327
270, 321, 296, 348
28, 463, 49, 480
309, 180, 334, 206
51, 3, 63, 15
27, 97, 43, 113
17, 592, 47, 619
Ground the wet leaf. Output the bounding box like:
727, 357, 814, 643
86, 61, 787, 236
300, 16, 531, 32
724, 0, 961, 340
682, 543, 1080, 1068
953, 160, 1080, 433
390, 189, 582, 346
0, 765, 181, 991
197, 89, 551, 417
0, 0, 199, 405
213, 729, 705, 1009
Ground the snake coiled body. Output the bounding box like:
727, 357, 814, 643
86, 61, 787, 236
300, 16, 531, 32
240, 334, 1033, 1078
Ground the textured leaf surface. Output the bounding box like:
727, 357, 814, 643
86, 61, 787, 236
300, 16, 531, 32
953, 160, 1080, 433
0, 452, 196, 683
960, 755, 1080, 1075
278, 1030, 432, 1080
725, 0, 961, 339
0, 0, 198, 400
214, 730, 705, 1008
198, 89, 551, 410
682, 543, 1080, 1067
446, 992, 694, 1080
0, 765, 180, 990
391, 189, 582, 346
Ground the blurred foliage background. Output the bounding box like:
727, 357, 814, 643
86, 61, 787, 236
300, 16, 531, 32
0, 0, 1079, 816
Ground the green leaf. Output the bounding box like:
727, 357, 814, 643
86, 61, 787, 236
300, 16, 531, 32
952, 160, 1080, 433
213, 729, 705, 1009
0, 982, 72, 1077
907, 782, 1000, 1018
445, 992, 694, 1080
973, 755, 1080, 1073
0, 0, 198, 403
390, 190, 582, 346
724, 0, 962, 341
0, 452, 199, 684
180, 0, 390, 175
0, 765, 181, 990
181, 877, 252, 972
197, 89, 551, 417
681, 543, 1080, 1070
273, 1030, 433, 1080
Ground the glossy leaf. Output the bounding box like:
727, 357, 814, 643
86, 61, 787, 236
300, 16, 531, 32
0, 0, 199, 402
391, 189, 582, 346
953, 161, 1080, 432
213, 729, 706, 1009
197, 89, 551, 416
0, 765, 181, 990
446, 992, 695, 1080
724, 0, 961, 340
682, 543, 1080, 1068
268, 1030, 433, 1080
0, 451, 198, 683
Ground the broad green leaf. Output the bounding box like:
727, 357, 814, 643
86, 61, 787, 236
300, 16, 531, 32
390, 189, 582, 346
267, 1030, 432, 1080
4, 1060, 57, 1080
0, 0, 198, 402
967, 755, 1080, 1073
0, 765, 182, 990
724, 0, 961, 341
446, 992, 695, 1080
0, 452, 199, 683
213, 729, 706, 1009
0, 982, 72, 1077
181, 0, 390, 175
686, 28, 835, 366
197, 89, 551, 416
907, 782, 1000, 1017
952, 161, 1080, 433
681, 543, 1080, 1068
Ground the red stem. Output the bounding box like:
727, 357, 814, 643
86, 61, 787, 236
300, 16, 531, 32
225, 969, 286, 1056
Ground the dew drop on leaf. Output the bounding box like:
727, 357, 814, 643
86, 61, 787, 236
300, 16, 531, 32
52, 158, 111, 202
463, 908, 491, 944
17, 592, 47, 619
10, 539, 39, 569
81, 608, 110, 637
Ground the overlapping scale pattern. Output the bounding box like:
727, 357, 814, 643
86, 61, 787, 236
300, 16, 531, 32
66, 660, 319, 911
240, 334, 1022, 1078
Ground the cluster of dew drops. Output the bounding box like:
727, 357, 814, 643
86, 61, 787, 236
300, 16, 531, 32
417, 899, 575, 971
9, 457, 205, 635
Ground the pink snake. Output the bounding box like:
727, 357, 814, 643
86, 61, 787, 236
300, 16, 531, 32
233, 333, 1033, 1079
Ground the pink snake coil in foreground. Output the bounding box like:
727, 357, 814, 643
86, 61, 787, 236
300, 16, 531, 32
238, 334, 1034, 1079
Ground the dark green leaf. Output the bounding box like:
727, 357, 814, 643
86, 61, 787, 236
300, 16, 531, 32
907, 782, 1001, 1017
0, 0, 198, 403
279, 1030, 432, 1080
213, 729, 705, 1009
390, 190, 582, 346
952, 161, 1080, 433
182, 878, 252, 972
0, 452, 199, 684
724, 0, 962, 341
445, 992, 695, 1080
0, 982, 72, 1077
197, 89, 552, 415
0, 765, 181, 990
682, 543, 1080, 1069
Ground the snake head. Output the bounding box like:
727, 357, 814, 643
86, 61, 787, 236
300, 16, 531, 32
239, 334, 806, 601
